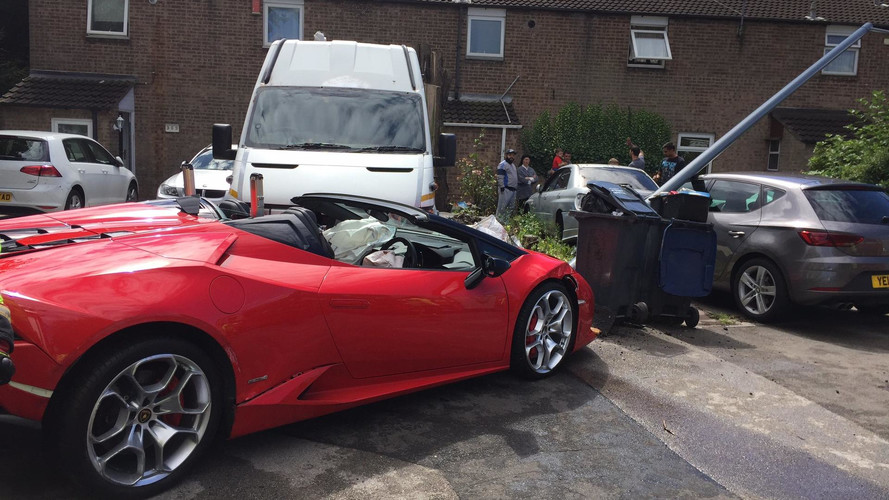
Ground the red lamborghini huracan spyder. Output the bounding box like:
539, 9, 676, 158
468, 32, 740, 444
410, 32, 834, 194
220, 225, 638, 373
0, 194, 597, 496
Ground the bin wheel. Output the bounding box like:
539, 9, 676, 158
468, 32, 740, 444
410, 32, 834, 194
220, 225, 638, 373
685, 307, 700, 328
629, 302, 649, 323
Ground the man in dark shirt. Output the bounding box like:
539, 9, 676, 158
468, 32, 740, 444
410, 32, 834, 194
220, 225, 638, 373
654, 142, 686, 185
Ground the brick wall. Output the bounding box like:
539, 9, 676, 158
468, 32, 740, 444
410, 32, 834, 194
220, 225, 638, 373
16, 1, 889, 198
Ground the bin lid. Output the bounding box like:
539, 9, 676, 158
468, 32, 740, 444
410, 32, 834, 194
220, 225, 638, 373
650, 188, 711, 200
587, 181, 660, 216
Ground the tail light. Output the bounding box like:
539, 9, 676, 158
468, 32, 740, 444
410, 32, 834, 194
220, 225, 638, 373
20, 164, 62, 177
798, 230, 863, 247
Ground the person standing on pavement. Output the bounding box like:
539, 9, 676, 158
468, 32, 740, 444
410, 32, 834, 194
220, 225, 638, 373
496, 149, 518, 222
654, 142, 686, 185
628, 146, 646, 170
516, 154, 539, 211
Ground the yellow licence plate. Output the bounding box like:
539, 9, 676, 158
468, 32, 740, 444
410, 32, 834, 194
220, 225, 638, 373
872, 275, 889, 289
0, 192, 11, 202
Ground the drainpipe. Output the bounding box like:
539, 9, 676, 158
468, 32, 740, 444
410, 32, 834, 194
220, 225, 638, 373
91, 109, 98, 140
454, 3, 463, 100
653, 23, 875, 195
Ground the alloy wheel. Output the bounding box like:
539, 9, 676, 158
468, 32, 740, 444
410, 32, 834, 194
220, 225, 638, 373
523, 289, 574, 374
737, 264, 778, 316
86, 354, 212, 487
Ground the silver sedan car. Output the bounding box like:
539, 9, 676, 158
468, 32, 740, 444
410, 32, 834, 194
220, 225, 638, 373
524, 164, 657, 241
699, 172, 889, 322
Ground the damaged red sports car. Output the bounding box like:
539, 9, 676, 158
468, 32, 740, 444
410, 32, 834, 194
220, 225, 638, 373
0, 194, 597, 496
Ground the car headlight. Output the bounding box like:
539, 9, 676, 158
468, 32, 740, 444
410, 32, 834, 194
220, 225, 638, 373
159, 184, 182, 197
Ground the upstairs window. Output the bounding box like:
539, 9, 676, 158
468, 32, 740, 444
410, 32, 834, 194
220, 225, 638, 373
87, 0, 128, 36
629, 16, 672, 68
467, 8, 505, 59
264, 0, 303, 47
822, 25, 860, 76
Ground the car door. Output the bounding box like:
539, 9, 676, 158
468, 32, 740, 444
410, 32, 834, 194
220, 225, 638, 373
318, 222, 509, 379
83, 139, 127, 203
535, 168, 572, 224
63, 138, 106, 206
707, 179, 763, 281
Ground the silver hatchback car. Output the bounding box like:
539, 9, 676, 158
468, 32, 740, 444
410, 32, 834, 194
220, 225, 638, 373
699, 172, 889, 322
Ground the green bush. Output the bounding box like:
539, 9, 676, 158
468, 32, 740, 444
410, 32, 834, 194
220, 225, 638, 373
807, 90, 889, 188
505, 210, 575, 262
521, 103, 672, 177
454, 133, 498, 215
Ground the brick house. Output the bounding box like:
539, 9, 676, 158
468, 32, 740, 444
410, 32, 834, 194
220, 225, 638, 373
1, 0, 888, 202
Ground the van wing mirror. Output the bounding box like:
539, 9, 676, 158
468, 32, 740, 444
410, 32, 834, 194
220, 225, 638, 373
213, 124, 236, 160
434, 133, 456, 167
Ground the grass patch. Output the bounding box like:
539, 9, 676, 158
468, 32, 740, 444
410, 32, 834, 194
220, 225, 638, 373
707, 312, 738, 326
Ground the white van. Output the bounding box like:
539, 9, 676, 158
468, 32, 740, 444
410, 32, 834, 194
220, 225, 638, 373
213, 40, 455, 211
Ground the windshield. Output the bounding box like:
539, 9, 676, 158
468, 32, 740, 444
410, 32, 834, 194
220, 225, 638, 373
579, 167, 657, 191
191, 149, 233, 170
245, 87, 426, 151
805, 188, 889, 224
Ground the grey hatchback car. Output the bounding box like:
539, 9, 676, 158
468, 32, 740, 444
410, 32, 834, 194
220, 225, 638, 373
699, 172, 889, 322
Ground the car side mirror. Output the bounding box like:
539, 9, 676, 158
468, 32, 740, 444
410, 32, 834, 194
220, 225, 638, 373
213, 124, 236, 160
114, 156, 124, 167
484, 256, 510, 277
464, 256, 511, 290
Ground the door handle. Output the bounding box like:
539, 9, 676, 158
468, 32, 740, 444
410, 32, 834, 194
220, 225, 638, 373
329, 299, 370, 309
728, 231, 745, 238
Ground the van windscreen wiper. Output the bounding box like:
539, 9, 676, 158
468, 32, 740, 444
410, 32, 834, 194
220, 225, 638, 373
357, 146, 425, 153
278, 143, 352, 150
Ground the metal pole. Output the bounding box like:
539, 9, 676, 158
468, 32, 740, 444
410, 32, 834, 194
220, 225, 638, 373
653, 22, 873, 195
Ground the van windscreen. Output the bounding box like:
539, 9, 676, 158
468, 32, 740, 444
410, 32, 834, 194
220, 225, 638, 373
246, 87, 426, 151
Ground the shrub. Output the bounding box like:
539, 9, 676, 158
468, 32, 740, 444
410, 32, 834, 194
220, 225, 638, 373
453, 133, 498, 215
807, 90, 889, 188
521, 103, 672, 177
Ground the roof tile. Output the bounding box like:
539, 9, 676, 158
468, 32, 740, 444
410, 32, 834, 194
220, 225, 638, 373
0, 72, 135, 110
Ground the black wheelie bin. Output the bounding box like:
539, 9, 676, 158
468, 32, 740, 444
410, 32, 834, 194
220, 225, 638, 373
572, 183, 716, 330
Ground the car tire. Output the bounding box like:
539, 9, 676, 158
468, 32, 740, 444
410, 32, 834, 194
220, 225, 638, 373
50, 337, 222, 497
126, 182, 138, 202
510, 282, 577, 379
732, 258, 789, 323
65, 188, 84, 210
555, 212, 565, 241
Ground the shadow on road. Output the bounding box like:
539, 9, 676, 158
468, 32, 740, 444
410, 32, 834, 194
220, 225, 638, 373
697, 291, 889, 353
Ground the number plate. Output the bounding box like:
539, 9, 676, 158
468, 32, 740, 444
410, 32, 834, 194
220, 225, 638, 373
0, 192, 11, 202
872, 274, 889, 289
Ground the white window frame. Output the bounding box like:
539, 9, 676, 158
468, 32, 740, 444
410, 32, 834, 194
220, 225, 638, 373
677, 132, 715, 174
87, 0, 129, 37
52, 118, 93, 138
466, 8, 506, 60
628, 16, 672, 69
767, 139, 780, 171
264, 0, 304, 47
822, 25, 860, 76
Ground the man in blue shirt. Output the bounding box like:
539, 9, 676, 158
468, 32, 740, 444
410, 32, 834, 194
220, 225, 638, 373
655, 142, 686, 185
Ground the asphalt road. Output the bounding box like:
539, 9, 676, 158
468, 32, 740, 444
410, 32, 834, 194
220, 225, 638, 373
0, 295, 887, 498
